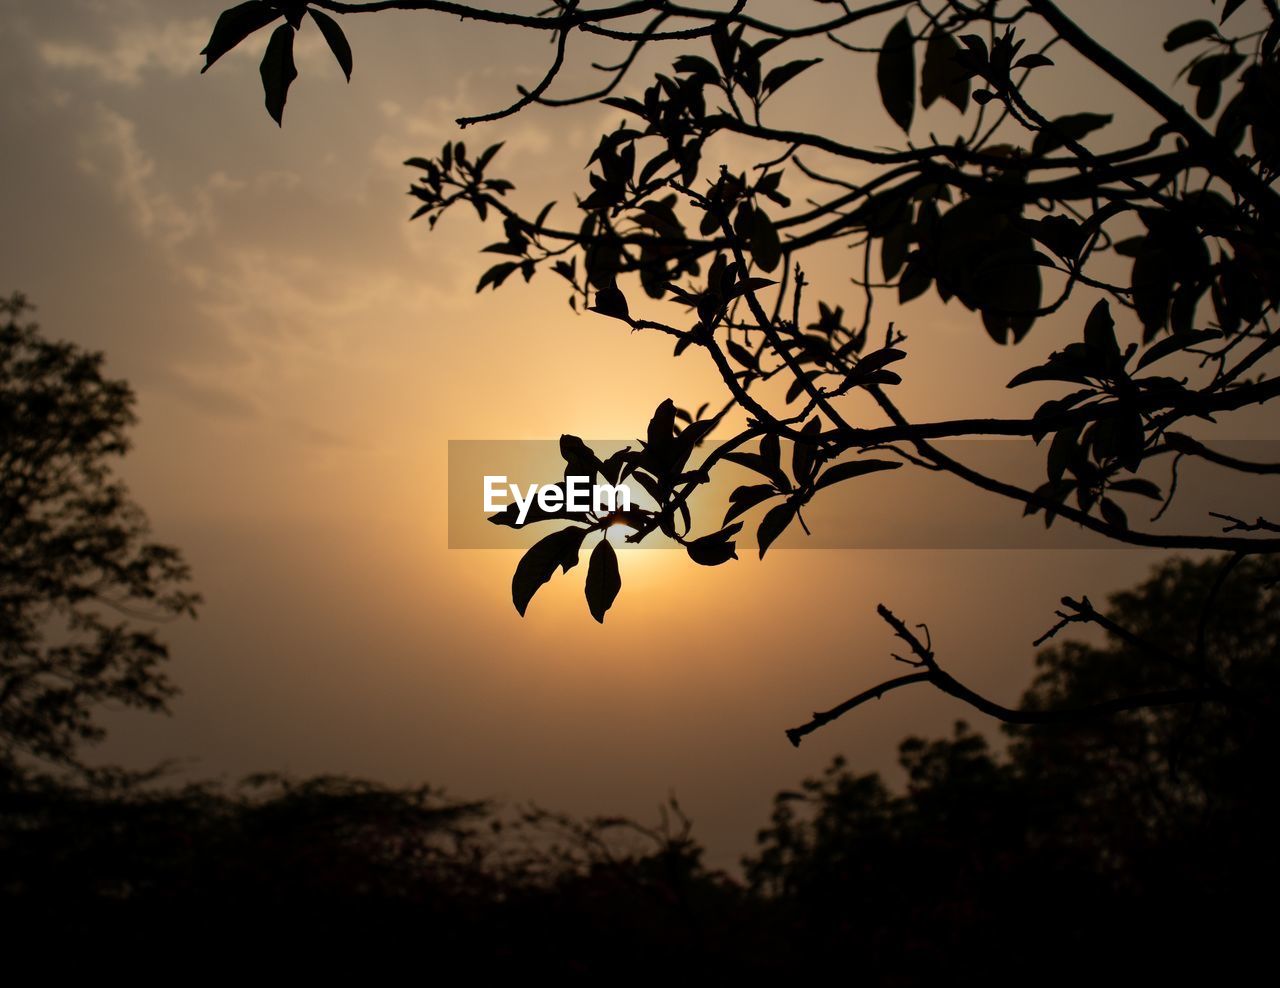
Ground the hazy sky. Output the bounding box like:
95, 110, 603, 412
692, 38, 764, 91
1, 0, 1265, 868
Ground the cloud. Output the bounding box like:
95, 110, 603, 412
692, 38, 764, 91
81, 106, 215, 246
38, 19, 208, 86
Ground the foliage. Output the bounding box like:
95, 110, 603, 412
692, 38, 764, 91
745, 552, 1280, 973
4, 555, 1274, 973
0, 293, 199, 773
199, 1, 1280, 735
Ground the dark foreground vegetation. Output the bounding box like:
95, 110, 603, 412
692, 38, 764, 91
4, 555, 1276, 977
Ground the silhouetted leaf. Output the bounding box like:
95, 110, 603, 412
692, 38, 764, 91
1110, 478, 1163, 500
1014, 53, 1054, 70
685, 523, 743, 566
792, 418, 822, 486
757, 499, 798, 559
921, 30, 969, 111
878, 18, 916, 133
308, 8, 353, 81
785, 370, 823, 404
584, 537, 621, 622
259, 23, 298, 126
1135, 329, 1221, 370
814, 459, 901, 491
1164, 19, 1218, 51
589, 285, 631, 322
845, 347, 906, 387
1220, 0, 1248, 24
723, 484, 778, 525
1100, 498, 1128, 531
1083, 299, 1120, 363
898, 258, 931, 302
647, 398, 677, 454
763, 58, 821, 95
1188, 50, 1247, 118
1032, 113, 1112, 156
751, 208, 782, 272
560, 435, 599, 485
1131, 250, 1175, 339
201, 1, 279, 73
477, 262, 519, 292
1047, 425, 1081, 484
1034, 215, 1085, 260
512, 526, 587, 616
674, 54, 720, 84
881, 221, 911, 280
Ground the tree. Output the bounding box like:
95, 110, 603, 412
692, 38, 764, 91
744, 553, 1280, 974
2, 556, 1270, 974
199, 1, 1280, 738
0, 293, 199, 776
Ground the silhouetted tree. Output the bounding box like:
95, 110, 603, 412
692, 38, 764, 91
746, 555, 1279, 975
0, 293, 199, 778
199, 1, 1280, 738
4, 556, 1271, 974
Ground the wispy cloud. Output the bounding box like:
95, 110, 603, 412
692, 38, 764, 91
38, 19, 208, 86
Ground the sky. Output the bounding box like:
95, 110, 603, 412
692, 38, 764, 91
1, 0, 1269, 870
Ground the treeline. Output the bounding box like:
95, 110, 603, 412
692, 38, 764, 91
3, 555, 1277, 976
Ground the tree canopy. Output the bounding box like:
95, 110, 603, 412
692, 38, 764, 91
0, 293, 199, 777
198, 0, 1280, 738
2, 554, 1274, 974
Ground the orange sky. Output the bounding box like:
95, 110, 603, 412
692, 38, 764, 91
2, 0, 1272, 868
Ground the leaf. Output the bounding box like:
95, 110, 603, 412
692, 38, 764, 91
1047, 426, 1080, 484
674, 54, 721, 84
646, 398, 678, 456
1188, 51, 1246, 86
846, 347, 907, 384
921, 30, 969, 111
877, 17, 916, 133
588, 285, 631, 322
723, 484, 778, 526
881, 221, 911, 280
1131, 250, 1174, 339
201, 1, 279, 73
1083, 299, 1120, 362
763, 58, 821, 95
308, 8, 353, 81
1220, 0, 1248, 24
259, 23, 298, 126
898, 258, 931, 303
1109, 478, 1163, 500
1135, 329, 1221, 371
512, 526, 587, 616
785, 370, 822, 405
1034, 214, 1085, 260
1032, 113, 1113, 156
1099, 498, 1128, 531
751, 208, 782, 272
1014, 53, 1054, 70
477, 262, 519, 293
814, 459, 901, 491
1164, 19, 1219, 51
727, 340, 757, 370
685, 523, 743, 566
584, 537, 621, 623
476, 142, 505, 173
757, 499, 798, 559
791, 417, 823, 486
560, 434, 599, 485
